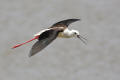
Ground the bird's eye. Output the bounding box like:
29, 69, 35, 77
74, 32, 77, 34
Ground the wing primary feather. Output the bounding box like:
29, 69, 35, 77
29, 29, 61, 57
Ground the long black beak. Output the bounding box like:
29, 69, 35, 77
77, 35, 87, 45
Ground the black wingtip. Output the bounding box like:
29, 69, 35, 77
28, 53, 33, 57
52, 18, 80, 27
29, 51, 36, 57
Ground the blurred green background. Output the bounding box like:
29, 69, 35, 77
0, 0, 120, 80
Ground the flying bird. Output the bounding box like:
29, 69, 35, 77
12, 19, 87, 57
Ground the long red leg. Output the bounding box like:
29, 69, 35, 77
12, 35, 39, 49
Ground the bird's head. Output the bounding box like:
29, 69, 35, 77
71, 30, 87, 44
71, 30, 80, 36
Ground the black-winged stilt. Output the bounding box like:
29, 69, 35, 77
12, 19, 87, 57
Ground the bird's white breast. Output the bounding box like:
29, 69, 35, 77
58, 28, 73, 38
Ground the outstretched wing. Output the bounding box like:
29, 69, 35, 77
51, 19, 80, 27
29, 29, 61, 57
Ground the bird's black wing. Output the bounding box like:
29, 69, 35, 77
29, 29, 61, 57
51, 19, 80, 27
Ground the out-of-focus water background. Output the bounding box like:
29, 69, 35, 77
0, 0, 120, 80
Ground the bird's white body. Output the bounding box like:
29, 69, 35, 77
58, 28, 79, 38
34, 28, 80, 38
